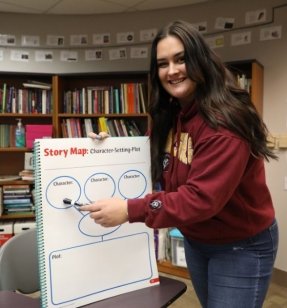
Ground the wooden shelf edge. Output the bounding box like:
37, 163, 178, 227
57, 113, 149, 117
157, 260, 190, 279
0, 113, 52, 117
0, 180, 34, 185
0, 147, 32, 152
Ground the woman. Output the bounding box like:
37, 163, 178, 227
83, 20, 278, 307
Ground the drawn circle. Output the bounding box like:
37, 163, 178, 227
84, 172, 116, 202
78, 214, 120, 237
46, 176, 81, 209
118, 170, 147, 199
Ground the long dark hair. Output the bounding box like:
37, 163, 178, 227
149, 20, 277, 183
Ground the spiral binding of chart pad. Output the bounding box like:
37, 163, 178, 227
34, 140, 48, 308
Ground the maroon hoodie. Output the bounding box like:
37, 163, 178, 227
128, 102, 275, 244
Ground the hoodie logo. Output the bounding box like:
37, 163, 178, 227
165, 130, 193, 165
150, 200, 162, 210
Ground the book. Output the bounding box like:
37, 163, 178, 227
25, 124, 53, 148
34, 137, 159, 308
113, 88, 120, 114
3, 198, 31, 204
106, 118, 117, 137
19, 169, 35, 181
4, 193, 32, 199
120, 119, 129, 136
126, 83, 136, 113
5, 207, 34, 213
24, 152, 34, 170
138, 83, 147, 113
3, 185, 30, 194
0, 187, 3, 216
83, 118, 93, 137
42, 89, 48, 114
98, 116, 109, 134
23, 80, 52, 90
4, 205, 34, 212
1, 83, 7, 113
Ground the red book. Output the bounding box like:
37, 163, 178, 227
25, 124, 53, 148
127, 83, 135, 113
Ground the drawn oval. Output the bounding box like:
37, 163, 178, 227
78, 214, 120, 237
118, 170, 147, 199
84, 172, 116, 202
46, 175, 81, 209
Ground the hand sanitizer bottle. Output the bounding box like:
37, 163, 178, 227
15, 118, 25, 147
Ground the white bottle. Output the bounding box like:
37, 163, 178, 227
15, 118, 25, 147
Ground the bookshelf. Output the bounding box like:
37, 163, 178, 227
0, 72, 54, 172
52, 72, 150, 138
225, 59, 264, 115
0, 71, 150, 222
0, 73, 53, 221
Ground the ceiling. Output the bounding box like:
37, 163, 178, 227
0, 0, 211, 15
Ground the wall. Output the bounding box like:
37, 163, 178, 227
0, 0, 286, 272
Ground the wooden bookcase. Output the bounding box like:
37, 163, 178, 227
0, 71, 150, 222
225, 59, 264, 115
0, 59, 264, 277
52, 72, 150, 138
0, 73, 54, 175
0, 73, 53, 222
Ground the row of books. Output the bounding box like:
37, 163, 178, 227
0, 184, 34, 216
63, 82, 147, 115
61, 117, 142, 138
0, 83, 52, 114
99, 117, 142, 137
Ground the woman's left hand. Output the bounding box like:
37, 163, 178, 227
88, 131, 110, 140
80, 198, 128, 227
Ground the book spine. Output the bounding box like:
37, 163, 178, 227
34, 140, 48, 307
3, 198, 31, 204
0, 186, 3, 216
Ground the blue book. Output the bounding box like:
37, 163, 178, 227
114, 88, 120, 114
5, 203, 33, 208
4, 198, 31, 205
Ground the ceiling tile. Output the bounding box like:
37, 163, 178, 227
0, 0, 211, 15
135, 0, 208, 11
0, 0, 59, 13
47, 0, 129, 15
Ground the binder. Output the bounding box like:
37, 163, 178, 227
34, 137, 159, 308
